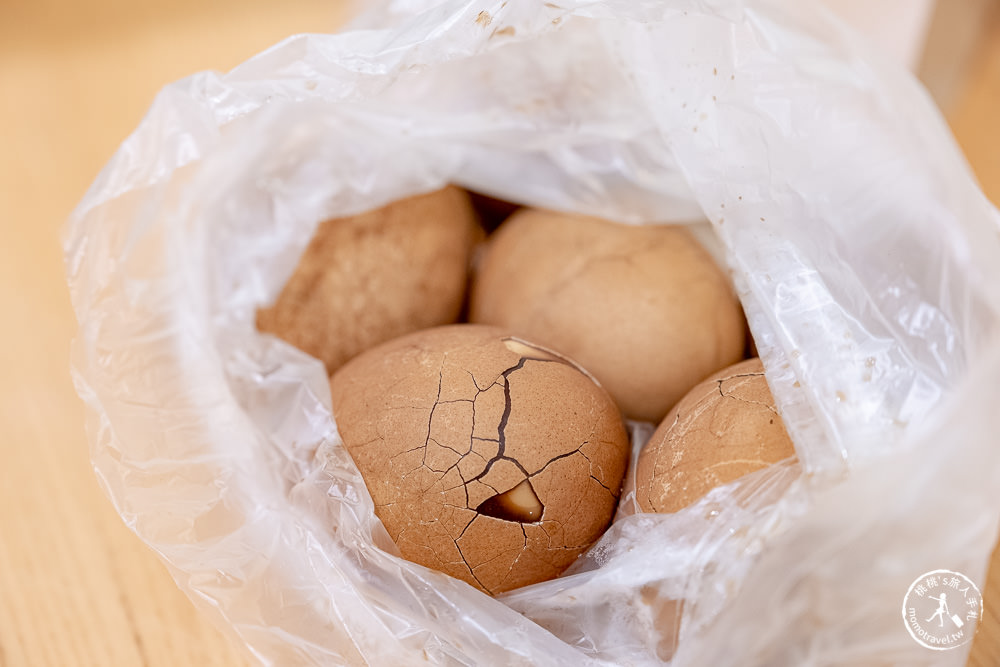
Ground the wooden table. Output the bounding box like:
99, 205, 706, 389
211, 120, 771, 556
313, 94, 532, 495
0, 2, 997, 665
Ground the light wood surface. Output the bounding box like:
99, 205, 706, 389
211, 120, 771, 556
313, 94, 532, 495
951, 8, 1000, 664
0, 2, 997, 665
0, 3, 352, 665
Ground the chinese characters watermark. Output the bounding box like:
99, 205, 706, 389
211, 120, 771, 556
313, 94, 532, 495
902, 569, 983, 650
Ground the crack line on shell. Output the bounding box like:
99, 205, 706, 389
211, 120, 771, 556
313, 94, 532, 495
421, 365, 445, 469
528, 444, 590, 486
409, 359, 509, 483
579, 448, 617, 496
468, 356, 568, 486
715, 373, 778, 415
498, 524, 531, 590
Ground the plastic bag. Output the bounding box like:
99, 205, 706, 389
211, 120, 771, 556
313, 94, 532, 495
64, 0, 1000, 664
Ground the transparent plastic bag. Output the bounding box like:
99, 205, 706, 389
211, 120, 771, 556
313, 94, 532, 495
64, 0, 1000, 664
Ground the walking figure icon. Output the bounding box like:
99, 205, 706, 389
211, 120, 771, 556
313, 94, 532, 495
925, 593, 963, 629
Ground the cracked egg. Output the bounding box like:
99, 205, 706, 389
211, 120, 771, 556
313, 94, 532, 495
329, 324, 629, 595
470, 208, 746, 423
635, 358, 796, 514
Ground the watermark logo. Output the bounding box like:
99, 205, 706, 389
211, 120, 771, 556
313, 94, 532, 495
902, 569, 983, 650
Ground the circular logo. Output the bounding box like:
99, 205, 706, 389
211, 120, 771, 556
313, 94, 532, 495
902, 569, 983, 650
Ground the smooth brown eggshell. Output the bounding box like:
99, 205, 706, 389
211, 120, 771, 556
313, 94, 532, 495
470, 208, 745, 423
257, 186, 480, 375
329, 324, 629, 595
634, 358, 796, 514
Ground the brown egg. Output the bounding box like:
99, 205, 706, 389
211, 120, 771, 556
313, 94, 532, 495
634, 358, 796, 514
470, 208, 745, 423
257, 186, 480, 375
329, 324, 629, 595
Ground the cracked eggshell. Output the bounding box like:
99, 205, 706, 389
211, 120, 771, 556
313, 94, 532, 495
470, 208, 746, 423
329, 324, 629, 595
256, 185, 481, 375
634, 358, 796, 514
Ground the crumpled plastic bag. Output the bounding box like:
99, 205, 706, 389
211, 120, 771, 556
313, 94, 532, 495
64, 0, 1000, 664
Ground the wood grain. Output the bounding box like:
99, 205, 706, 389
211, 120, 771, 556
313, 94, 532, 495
0, 2, 351, 665
0, 1, 997, 665
950, 8, 1000, 666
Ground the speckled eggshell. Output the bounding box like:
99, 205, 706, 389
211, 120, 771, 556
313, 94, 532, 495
329, 324, 630, 595
470, 208, 746, 423
634, 358, 796, 514
257, 186, 481, 375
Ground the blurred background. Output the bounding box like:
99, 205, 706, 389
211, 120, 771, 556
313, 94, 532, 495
0, 0, 997, 664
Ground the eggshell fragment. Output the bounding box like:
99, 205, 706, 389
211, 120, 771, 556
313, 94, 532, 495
329, 324, 629, 595
257, 185, 480, 375
470, 208, 745, 423
634, 358, 796, 514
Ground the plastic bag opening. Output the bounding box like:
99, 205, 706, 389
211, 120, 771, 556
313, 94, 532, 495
65, 1, 1000, 664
